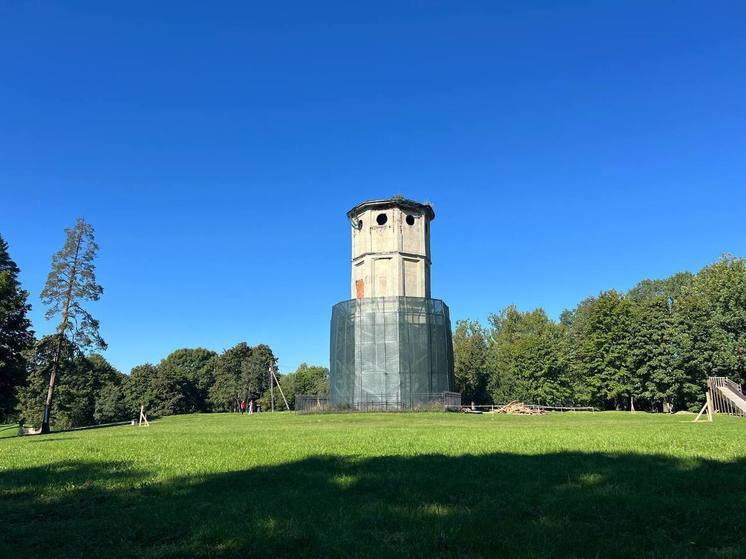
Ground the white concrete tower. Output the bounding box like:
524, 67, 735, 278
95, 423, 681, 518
329, 196, 455, 410
347, 197, 435, 299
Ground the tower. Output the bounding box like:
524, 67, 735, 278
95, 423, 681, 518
329, 196, 455, 410
349, 198, 433, 299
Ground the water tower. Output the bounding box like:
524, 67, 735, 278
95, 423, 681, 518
329, 196, 455, 410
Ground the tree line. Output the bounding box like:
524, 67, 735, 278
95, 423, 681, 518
15, 337, 327, 428
453, 256, 746, 412
3, 220, 744, 424
0, 224, 328, 430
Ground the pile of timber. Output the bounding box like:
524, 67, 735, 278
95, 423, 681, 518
489, 401, 547, 415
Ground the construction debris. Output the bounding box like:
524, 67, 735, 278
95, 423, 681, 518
487, 401, 547, 415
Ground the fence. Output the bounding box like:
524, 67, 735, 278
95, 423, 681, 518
296, 391, 461, 414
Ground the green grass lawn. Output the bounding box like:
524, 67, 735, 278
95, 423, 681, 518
0, 424, 20, 439
1, 412, 745, 558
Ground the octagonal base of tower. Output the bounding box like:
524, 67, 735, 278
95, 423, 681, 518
329, 296, 457, 410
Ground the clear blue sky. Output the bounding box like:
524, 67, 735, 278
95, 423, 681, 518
2, 1, 745, 374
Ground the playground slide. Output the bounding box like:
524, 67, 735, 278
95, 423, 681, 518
716, 384, 746, 414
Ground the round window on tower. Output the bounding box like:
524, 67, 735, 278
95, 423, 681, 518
405, 214, 415, 226
376, 213, 388, 225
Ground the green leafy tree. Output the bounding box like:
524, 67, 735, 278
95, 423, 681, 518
17, 336, 92, 429
242, 344, 275, 401
295, 363, 329, 396
625, 274, 693, 411
17, 341, 125, 428
263, 363, 329, 410
123, 364, 157, 415
209, 342, 252, 411
667, 256, 746, 411
88, 353, 125, 393
207, 343, 281, 411
277, 373, 297, 409
156, 348, 216, 412
470, 257, 746, 413
39, 219, 105, 432
94, 382, 128, 423
0, 235, 34, 421
627, 272, 694, 305
139, 348, 217, 415
690, 256, 746, 381
258, 372, 294, 411
208, 368, 241, 412
487, 306, 571, 405
147, 365, 192, 417
627, 296, 676, 410
452, 320, 489, 404
567, 291, 635, 409
87, 354, 127, 423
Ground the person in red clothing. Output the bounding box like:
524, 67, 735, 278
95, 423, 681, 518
239, 399, 247, 414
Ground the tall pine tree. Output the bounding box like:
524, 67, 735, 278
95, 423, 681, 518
39, 219, 106, 433
0, 235, 34, 421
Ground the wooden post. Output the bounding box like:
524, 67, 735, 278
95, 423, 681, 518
268, 364, 275, 412
269, 365, 290, 410
694, 402, 708, 422
694, 390, 714, 423
138, 405, 150, 427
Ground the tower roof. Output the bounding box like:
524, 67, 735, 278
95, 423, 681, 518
346, 196, 435, 221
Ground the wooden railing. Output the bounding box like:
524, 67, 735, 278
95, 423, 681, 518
708, 377, 746, 418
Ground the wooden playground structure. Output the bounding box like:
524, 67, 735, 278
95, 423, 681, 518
694, 377, 746, 422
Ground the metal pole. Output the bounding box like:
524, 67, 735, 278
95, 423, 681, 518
269, 364, 275, 412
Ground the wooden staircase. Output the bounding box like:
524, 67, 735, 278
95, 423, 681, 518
714, 379, 746, 415
695, 377, 746, 421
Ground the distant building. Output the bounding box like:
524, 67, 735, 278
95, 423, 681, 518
329, 196, 456, 410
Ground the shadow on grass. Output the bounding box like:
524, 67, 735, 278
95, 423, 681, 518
63, 420, 138, 432
1, 452, 744, 558
2, 422, 148, 440
48, 420, 151, 435
0, 425, 22, 439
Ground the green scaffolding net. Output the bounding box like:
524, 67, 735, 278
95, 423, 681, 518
329, 297, 456, 410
